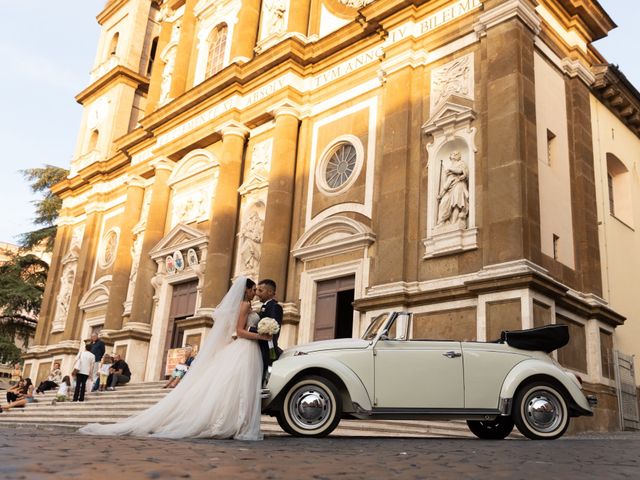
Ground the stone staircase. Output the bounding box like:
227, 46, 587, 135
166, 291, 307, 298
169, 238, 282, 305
0, 382, 484, 438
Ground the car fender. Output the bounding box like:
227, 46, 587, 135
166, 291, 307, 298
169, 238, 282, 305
264, 354, 373, 411
500, 359, 592, 413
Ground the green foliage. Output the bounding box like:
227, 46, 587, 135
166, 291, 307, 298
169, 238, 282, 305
0, 337, 22, 364
0, 254, 48, 350
18, 165, 68, 251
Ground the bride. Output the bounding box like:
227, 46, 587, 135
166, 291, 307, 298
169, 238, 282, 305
79, 277, 271, 440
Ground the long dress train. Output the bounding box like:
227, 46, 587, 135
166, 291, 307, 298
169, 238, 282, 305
79, 277, 263, 440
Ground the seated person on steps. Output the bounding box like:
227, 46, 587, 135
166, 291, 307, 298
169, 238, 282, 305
106, 353, 131, 391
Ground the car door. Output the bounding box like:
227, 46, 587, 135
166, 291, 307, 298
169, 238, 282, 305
373, 340, 464, 409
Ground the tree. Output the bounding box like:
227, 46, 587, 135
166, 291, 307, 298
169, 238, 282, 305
18, 165, 69, 251
0, 254, 48, 350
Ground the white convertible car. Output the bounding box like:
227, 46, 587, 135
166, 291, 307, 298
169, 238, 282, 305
262, 312, 596, 440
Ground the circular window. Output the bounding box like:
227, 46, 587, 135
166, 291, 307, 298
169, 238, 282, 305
316, 136, 364, 195
99, 229, 119, 268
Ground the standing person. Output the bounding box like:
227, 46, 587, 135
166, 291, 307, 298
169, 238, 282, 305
97, 354, 113, 392
106, 354, 131, 391
79, 277, 271, 440
73, 344, 95, 402
35, 362, 62, 394
88, 333, 105, 392
255, 279, 284, 382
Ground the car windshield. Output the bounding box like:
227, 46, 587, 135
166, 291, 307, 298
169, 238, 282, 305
361, 313, 390, 341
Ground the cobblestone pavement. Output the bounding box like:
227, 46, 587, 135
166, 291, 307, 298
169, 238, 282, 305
0, 428, 638, 479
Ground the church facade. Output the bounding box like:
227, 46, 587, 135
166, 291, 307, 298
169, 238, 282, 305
24, 0, 640, 432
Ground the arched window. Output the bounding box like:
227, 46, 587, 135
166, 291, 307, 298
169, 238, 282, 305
205, 24, 227, 78
88, 130, 99, 151
606, 153, 633, 226
109, 32, 120, 57
147, 36, 159, 76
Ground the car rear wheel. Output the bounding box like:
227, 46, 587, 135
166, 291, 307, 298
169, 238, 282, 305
513, 381, 570, 440
467, 417, 514, 439
280, 376, 342, 437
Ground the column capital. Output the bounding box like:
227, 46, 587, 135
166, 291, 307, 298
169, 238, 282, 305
218, 121, 250, 139
474, 0, 541, 38
151, 158, 175, 173
125, 174, 147, 189
270, 102, 303, 120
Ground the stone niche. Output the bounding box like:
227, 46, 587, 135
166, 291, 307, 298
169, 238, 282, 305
422, 52, 478, 258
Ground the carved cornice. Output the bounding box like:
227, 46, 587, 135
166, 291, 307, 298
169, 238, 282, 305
592, 64, 640, 139
76, 66, 150, 105
474, 0, 541, 37
553, 0, 616, 41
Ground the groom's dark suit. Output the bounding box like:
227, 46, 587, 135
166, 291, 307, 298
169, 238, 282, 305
257, 298, 283, 378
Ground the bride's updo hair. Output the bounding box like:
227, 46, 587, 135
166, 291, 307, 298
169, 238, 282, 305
245, 278, 256, 289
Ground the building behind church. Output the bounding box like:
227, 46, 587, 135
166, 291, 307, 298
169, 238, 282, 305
23, 0, 640, 432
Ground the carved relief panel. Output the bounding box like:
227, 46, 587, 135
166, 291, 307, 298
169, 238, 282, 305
234, 138, 272, 279
51, 224, 84, 333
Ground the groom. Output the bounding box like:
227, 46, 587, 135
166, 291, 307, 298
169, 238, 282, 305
255, 278, 283, 384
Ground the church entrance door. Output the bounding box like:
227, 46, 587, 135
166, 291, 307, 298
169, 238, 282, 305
162, 280, 198, 375
314, 276, 355, 341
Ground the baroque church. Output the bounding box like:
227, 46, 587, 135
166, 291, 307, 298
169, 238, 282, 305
24, 0, 640, 432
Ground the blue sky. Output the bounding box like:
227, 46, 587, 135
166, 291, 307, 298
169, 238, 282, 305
0, 1, 638, 244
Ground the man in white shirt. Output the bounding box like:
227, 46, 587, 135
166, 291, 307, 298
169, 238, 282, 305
73, 343, 95, 402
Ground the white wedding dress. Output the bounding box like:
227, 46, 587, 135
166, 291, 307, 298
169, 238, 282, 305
79, 277, 264, 440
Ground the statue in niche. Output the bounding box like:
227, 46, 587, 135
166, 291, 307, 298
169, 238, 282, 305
239, 211, 264, 274
159, 48, 176, 104
264, 0, 287, 36
54, 265, 76, 325
436, 151, 469, 228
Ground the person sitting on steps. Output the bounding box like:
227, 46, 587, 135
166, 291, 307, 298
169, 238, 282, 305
106, 353, 131, 391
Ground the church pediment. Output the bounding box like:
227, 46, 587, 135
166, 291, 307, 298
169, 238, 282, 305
422, 96, 476, 136
149, 223, 208, 260
293, 216, 375, 261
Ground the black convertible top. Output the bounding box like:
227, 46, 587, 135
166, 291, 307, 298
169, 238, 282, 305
499, 324, 569, 353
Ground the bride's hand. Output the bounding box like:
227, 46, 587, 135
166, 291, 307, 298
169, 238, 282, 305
257, 334, 272, 341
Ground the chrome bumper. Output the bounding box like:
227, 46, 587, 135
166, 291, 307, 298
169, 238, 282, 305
260, 388, 271, 400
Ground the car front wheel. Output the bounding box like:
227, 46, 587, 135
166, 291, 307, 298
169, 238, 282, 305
279, 376, 342, 437
513, 381, 570, 440
467, 416, 514, 439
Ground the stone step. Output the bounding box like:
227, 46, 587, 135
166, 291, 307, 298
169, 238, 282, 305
1, 382, 519, 438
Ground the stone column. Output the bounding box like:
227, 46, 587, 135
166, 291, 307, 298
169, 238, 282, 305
62, 201, 102, 341
33, 221, 71, 345
565, 76, 602, 296
169, 0, 198, 98
200, 124, 248, 310
259, 106, 300, 294
128, 160, 174, 325
481, 7, 540, 265
287, 0, 311, 38
103, 176, 146, 332
229, 0, 261, 64
372, 67, 413, 285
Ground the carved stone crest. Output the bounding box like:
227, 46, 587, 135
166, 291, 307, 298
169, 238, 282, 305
430, 53, 474, 113
339, 0, 376, 8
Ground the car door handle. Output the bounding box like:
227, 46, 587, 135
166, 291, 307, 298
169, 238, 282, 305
443, 351, 462, 358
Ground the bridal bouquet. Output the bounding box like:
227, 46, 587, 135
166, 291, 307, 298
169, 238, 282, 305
258, 317, 280, 360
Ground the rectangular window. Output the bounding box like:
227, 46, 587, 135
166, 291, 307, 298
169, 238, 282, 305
608, 173, 615, 216
552, 234, 559, 260
546, 129, 556, 166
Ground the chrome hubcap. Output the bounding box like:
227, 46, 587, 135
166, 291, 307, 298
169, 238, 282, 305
289, 385, 332, 430
524, 390, 563, 433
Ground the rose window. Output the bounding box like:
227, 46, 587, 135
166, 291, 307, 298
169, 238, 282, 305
324, 143, 357, 189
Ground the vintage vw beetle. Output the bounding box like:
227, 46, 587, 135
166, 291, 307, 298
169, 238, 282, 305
262, 312, 596, 440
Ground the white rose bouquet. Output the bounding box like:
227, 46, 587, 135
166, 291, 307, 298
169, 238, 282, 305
258, 317, 280, 360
